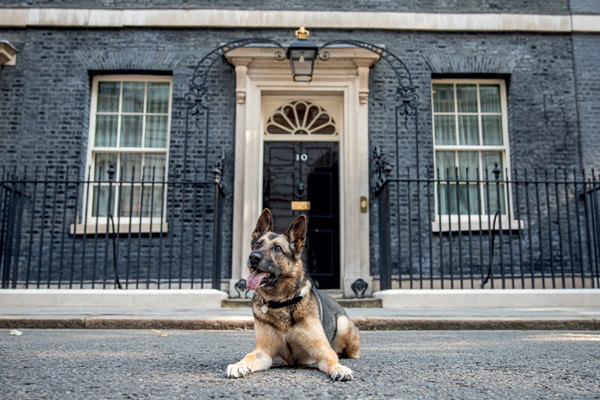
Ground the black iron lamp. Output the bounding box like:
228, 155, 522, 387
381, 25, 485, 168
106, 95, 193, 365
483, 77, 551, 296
287, 26, 318, 83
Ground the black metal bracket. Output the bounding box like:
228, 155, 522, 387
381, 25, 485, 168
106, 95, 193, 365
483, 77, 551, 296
183, 39, 286, 180
186, 38, 286, 113
212, 150, 225, 188
234, 278, 250, 299
186, 36, 419, 180
373, 146, 393, 193
351, 278, 369, 298
318, 40, 419, 125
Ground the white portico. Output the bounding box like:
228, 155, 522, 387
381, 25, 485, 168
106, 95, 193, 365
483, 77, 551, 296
225, 46, 379, 297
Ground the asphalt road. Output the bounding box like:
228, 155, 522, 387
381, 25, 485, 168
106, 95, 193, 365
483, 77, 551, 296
1, 330, 599, 399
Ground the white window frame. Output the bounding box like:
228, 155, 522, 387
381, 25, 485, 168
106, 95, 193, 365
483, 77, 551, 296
72, 74, 172, 234
431, 79, 521, 232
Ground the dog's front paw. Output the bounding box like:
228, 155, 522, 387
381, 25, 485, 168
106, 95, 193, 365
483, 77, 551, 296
329, 364, 354, 381
226, 362, 252, 379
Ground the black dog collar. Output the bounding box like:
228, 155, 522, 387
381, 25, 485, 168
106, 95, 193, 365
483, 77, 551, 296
267, 295, 303, 309
259, 292, 303, 310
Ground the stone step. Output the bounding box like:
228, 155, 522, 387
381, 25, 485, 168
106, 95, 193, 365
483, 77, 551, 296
222, 297, 382, 308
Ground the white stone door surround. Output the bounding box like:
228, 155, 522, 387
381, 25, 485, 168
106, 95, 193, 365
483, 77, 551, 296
225, 47, 379, 297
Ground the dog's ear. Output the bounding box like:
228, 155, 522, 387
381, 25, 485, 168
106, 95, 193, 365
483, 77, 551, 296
284, 215, 307, 254
252, 208, 274, 241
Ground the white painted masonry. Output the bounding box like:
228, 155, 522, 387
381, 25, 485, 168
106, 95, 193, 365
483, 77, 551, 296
374, 289, 600, 309
0, 8, 599, 33
225, 47, 379, 297
0, 40, 17, 68
0, 289, 228, 309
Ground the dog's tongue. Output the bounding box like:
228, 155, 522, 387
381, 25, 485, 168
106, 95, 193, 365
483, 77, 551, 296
246, 270, 269, 290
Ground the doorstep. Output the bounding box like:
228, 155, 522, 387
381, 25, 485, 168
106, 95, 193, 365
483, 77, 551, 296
222, 297, 382, 308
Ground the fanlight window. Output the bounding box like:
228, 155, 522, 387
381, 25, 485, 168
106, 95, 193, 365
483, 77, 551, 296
265, 101, 337, 136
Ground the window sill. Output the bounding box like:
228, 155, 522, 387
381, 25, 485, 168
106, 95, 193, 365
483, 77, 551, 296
70, 220, 168, 235
431, 217, 523, 233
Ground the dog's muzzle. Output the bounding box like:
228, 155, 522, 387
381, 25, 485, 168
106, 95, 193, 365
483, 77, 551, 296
246, 251, 275, 290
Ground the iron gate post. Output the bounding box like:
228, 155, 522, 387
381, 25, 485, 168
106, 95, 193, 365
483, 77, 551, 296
378, 181, 392, 290
0, 181, 11, 288
211, 153, 225, 290
1, 179, 25, 288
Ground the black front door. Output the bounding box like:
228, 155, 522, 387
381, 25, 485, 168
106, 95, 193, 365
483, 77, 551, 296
263, 142, 340, 289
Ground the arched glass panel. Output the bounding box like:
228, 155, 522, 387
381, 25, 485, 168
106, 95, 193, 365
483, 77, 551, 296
265, 101, 338, 137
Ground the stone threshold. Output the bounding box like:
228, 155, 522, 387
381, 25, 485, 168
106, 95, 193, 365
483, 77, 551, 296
222, 298, 382, 308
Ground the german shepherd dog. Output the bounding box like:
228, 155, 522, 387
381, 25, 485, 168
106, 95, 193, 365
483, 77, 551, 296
226, 209, 360, 381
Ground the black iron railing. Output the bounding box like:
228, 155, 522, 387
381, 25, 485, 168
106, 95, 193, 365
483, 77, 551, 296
0, 166, 226, 290
375, 165, 600, 290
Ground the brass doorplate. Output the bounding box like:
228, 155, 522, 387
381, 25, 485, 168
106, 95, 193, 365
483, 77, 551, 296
360, 196, 368, 213
291, 201, 311, 211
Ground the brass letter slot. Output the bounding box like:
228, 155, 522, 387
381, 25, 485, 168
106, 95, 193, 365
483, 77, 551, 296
291, 201, 311, 211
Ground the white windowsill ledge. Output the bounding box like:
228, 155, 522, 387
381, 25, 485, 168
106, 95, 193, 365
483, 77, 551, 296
70, 221, 168, 235
432, 217, 523, 233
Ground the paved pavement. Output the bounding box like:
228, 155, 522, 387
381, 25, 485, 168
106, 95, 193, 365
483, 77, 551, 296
1, 329, 599, 399
1, 306, 600, 330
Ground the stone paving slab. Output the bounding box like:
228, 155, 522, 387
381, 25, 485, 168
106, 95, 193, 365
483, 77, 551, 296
1, 307, 599, 330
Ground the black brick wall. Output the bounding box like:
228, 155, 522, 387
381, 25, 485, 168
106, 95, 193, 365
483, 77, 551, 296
0, 28, 244, 283
359, 30, 582, 277
359, 30, 580, 178
570, 0, 600, 13
0, 25, 597, 285
573, 33, 600, 170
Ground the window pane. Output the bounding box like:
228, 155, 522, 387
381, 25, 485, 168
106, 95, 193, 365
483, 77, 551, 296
145, 116, 168, 148
432, 84, 454, 113
267, 115, 293, 134
94, 153, 117, 181
147, 82, 170, 114
142, 185, 164, 217
94, 115, 118, 147
440, 184, 481, 215
143, 154, 166, 181
97, 82, 120, 113
121, 153, 142, 181
119, 185, 167, 219
439, 184, 456, 215
436, 151, 456, 179
120, 116, 143, 147
482, 151, 504, 180
119, 186, 141, 218
482, 115, 503, 145
458, 115, 479, 145
456, 84, 477, 113
92, 186, 115, 217
434, 115, 456, 145
458, 184, 481, 215
122, 82, 145, 113
485, 183, 506, 215
457, 151, 478, 180
480, 84, 501, 113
